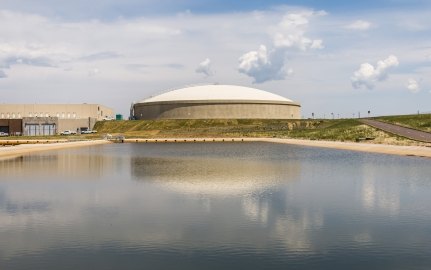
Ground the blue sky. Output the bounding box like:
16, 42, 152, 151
2, 0, 429, 18
0, 0, 430, 117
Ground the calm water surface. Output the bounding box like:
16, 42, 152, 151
0, 142, 431, 269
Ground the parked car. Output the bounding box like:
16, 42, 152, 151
81, 130, 97, 134
60, 130, 76, 135
0, 132, 9, 136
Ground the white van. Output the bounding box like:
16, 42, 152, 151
60, 130, 76, 135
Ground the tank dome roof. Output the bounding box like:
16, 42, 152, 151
140, 84, 294, 103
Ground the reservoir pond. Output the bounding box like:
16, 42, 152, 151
1, 142, 431, 269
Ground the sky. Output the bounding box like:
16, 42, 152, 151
0, 0, 430, 118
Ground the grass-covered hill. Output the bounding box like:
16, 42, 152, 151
4, 114, 428, 145
375, 114, 431, 132
93, 118, 418, 145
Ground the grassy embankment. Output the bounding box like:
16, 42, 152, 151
93, 118, 418, 145
375, 114, 431, 132
3, 115, 428, 145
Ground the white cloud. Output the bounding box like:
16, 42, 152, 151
351, 55, 399, 89
345, 20, 372, 30
0, 5, 430, 116
398, 20, 427, 32
272, 11, 324, 51
0, 69, 7, 78
195, 58, 213, 76
238, 45, 290, 83
310, 39, 323, 49
80, 51, 122, 62
0, 42, 60, 71
286, 68, 294, 76
406, 78, 420, 93
88, 68, 100, 76
0, 10, 181, 69
238, 10, 323, 83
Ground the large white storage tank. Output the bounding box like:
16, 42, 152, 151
132, 84, 301, 119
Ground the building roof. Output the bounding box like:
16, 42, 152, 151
140, 84, 294, 103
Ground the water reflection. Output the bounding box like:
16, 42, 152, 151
0, 143, 431, 270
361, 167, 400, 215
131, 155, 301, 195
357, 155, 431, 216
0, 148, 111, 180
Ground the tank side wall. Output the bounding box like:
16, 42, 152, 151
134, 103, 301, 119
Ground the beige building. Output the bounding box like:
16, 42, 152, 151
0, 104, 114, 135
132, 84, 301, 120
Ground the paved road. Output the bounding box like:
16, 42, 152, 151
360, 119, 431, 143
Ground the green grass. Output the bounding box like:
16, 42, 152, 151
94, 119, 324, 138
375, 114, 431, 132
4, 115, 427, 144
93, 119, 392, 142
287, 119, 383, 141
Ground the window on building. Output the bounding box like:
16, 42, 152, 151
56, 113, 60, 118
73, 112, 76, 118
29, 113, 33, 117
18, 113, 21, 118
1, 113, 3, 118
62, 113, 65, 118
12, 113, 15, 118
67, 113, 70, 118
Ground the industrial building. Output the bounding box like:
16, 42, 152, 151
131, 84, 301, 120
0, 104, 114, 136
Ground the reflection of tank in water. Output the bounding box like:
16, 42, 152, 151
131, 155, 301, 195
